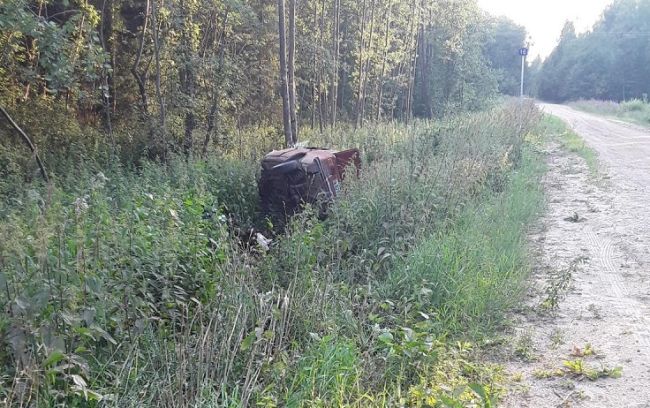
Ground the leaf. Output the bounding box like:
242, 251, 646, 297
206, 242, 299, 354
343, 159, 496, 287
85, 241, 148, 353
452, 385, 466, 398
439, 395, 464, 408
263, 330, 275, 341
469, 383, 493, 407
71, 374, 87, 388
90, 325, 117, 345
43, 350, 65, 368
240, 332, 255, 351
74, 327, 96, 341
14, 295, 30, 312
378, 331, 394, 343
82, 308, 96, 325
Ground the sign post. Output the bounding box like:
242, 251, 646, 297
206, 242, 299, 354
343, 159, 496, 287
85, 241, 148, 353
519, 47, 529, 98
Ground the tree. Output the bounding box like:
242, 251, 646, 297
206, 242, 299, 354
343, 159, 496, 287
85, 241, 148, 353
278, 0, 294, 146
1, 0, 514, 162
288, 0, 298, 142
483, 16, 527, 96
330, 0, 341, 128
536, 1, 650, 103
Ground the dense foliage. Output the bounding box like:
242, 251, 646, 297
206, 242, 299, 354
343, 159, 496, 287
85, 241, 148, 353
536, 0, 650, 102
570, 98, 650, 126
0, 0, 526, 165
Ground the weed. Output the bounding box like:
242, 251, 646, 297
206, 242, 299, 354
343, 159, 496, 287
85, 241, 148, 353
534, 359, 621, 382
404, 343, 504, 407
571, 98, 650, 127
570, 343, 596, 358
533, 368, 565, 379
539, 257, 585, 313
562, 359, 622, 381
285, 337, 360, 406
550, 329, 565, 349
511, 372, 524, 382
514, 331, 537, 362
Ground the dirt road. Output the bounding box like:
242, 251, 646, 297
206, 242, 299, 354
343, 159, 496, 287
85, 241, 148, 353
503, 104, 650, 407
543, 104, 650, 186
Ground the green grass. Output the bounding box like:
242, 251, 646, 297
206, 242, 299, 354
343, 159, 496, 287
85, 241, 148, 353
543, 115, 598, 173
382, 146, 545, 336
0, 101, 547, 406
570, 98, 650, 128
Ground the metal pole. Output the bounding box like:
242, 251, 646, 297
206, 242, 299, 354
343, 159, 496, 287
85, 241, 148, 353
520, 53, 525, 98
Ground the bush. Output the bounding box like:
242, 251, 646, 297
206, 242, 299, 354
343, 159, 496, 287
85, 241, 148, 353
571, 98, 650, 125
621, 98, 647, 112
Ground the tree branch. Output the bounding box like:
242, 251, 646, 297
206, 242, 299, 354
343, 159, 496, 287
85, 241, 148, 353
0, 107, 49, 182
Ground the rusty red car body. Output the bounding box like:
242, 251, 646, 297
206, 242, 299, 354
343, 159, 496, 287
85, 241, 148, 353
259, 147, 361, 219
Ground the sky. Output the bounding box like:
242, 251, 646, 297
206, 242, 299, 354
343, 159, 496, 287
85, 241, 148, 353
477, 0, 614, 59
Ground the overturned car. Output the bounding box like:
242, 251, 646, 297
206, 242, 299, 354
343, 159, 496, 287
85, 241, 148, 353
259, 147, 361, 221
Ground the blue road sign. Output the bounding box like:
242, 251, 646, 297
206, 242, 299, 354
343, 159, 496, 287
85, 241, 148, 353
519, 47, 529, 56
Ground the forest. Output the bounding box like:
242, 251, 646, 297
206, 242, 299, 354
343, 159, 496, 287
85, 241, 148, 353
0, 0, 547, 407
0, 0, 527, 162
534, 0, 650, 103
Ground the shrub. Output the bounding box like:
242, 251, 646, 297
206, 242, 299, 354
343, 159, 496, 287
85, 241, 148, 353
621, 98, 647, 112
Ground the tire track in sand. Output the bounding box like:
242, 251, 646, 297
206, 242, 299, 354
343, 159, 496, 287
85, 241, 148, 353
583, 226, 650, 349
504, 104, 650, 406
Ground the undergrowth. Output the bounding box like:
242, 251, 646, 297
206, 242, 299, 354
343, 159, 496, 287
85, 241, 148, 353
570, 98, 650, 127
0, 101, 545, 406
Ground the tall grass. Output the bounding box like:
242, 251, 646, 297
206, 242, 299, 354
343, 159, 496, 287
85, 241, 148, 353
570, 98, 650, 126
0, 101, 544, 406
394, 146, 543, 328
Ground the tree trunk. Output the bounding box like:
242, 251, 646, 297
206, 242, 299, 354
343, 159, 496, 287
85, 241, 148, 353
151, 0, 167, 157
413, 23, 427, 118
288, 0, 298, 144
413, 4, 434, 119
310, 2, 317, 130
376, 0, 392, 121
183, 110, 195, 156
180, 1, 196, 157
317, 0, 326, 131
358, 0, 376, 127
0, 107, 49, 182
330, 0, 340, 128
278, 0, 293, 146
354, 0, 367, 129
99, 0, 114, 141
203, 11, 229, 158
405, 1, 420, 124
131, 0, 150, 114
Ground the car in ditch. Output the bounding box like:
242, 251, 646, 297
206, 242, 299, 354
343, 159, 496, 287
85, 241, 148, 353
259, 147, 361, 221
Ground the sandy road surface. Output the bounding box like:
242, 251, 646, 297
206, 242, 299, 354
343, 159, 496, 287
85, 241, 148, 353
542, 104, 650, 187
503, 104, 650, 407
